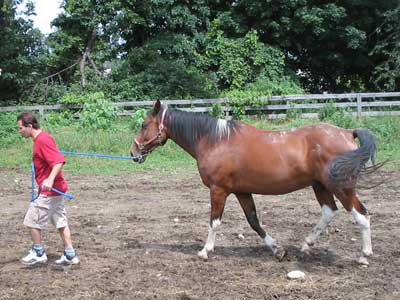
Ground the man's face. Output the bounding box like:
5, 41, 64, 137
17, 120, 32, 138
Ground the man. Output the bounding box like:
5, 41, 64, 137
17, 112, 79, 265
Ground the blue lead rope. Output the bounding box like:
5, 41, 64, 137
31, 162, 35, 201
60, 150, 131, 160
31, 163, 74, 201
30, 150, 131, 201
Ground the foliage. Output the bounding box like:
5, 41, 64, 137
45, 110, 75, 128
319, 102, 357, 128
59, 92, 118, 130
79, 92, 118, 130
0, 0, 47, 104
1, 0, 399, 105
0, 112, 21, 145
209, 103, 225, 119
24, 83, 69, 105
197, 24, 286, 90
223, 75, 303, 119
286, 103, 303, 120
228, 0, 399, 92
131, 108, 147, 131
130, 59, 218, 100
60, 91, 87, 105
370, 6, 400, 91
224, 90, 264, 120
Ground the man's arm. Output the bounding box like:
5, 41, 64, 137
42, 163, 63, 191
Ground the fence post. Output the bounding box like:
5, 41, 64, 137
224, 98, 230, 119
356, 94, 362, 118
39, 107, 44, 119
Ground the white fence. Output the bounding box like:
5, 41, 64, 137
1, 92, 400, 119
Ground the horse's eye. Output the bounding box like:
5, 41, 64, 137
141, 123, 148, 130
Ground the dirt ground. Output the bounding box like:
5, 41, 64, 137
0, 166, 399, 300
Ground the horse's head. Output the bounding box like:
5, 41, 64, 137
130, 100, 168, 163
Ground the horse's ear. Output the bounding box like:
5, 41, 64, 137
152, 100, 161, 115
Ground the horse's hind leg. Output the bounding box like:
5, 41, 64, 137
235, 193, 285, 261
301, 182, 338, 253
198, 186, 228, 260
334, 190, 372, 265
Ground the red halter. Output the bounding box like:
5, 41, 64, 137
134, 109, 167, 151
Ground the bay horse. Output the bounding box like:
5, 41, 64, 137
131, 100, 379, 265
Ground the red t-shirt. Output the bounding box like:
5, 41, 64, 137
33, 131, 68, 196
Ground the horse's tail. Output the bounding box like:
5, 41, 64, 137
328, 128, 379, 190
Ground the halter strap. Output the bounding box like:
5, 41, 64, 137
134, 108, 167, 149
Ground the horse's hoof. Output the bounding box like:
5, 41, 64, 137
358, 256, 369, 266
197, 250, 208, 260
274, 246, 286, 261
301, 242, 310, 253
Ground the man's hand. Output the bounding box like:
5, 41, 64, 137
42, 163, 63, 191
42, 178, 54, 191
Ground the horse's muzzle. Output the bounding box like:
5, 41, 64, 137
131, 153, 147, 164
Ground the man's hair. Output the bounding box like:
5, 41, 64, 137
17, 112, 40, 129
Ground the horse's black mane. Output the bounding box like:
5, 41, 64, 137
163, 109, 238, 149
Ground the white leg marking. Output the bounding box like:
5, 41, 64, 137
264, 234, 278, 254
198, 219, 221, 260
351, 208, 373, 259
264, 233, 285, 260
302, 205, 336, 252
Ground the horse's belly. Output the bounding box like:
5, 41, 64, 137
235, 171, 313, 195
199, 143, 315, 194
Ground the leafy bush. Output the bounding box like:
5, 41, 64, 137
197, 24, 293, 93
45, 111, 75, 128
223, 76, 303, 119
286, 103, 303, 120
131, 108, 147, 131
209, 103, 225, 119
249, 76, 304, 96
225, 89, 264, 120
319, 102, 357, 128
79, 92, 118, 129
132, 59, 217, 100
60, 92, 87, 105
0, 112, 20, 145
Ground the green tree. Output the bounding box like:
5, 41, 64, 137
197, 22, 287, 90
0, 0, 46, 104
370, 6, 400, 91
223, 0, 400, 92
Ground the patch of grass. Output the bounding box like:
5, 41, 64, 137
1, 115, 399, 174
0, 118, 196, 175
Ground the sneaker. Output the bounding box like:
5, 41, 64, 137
55, 254, 80, 265
21, 249, 48, 265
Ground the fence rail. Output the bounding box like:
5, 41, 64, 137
1, 92, 400, 119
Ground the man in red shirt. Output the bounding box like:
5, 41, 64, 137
17, 112, 79, 265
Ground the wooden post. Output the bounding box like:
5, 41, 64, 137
224, 98, 230, 119
357, 94, 362, 118
39, 107, 44, 119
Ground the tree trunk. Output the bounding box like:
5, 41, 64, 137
80, 28, 97, 86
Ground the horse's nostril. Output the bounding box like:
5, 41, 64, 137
131, 153, 143, 163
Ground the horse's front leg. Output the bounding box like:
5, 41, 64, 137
198, 186, 228, 260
